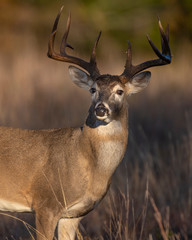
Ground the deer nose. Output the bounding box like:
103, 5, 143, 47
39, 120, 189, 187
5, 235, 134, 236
95, 103, 109, 117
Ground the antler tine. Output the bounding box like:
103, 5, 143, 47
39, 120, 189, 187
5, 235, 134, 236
166, 24, 169, 42
47, 7, 100, 79
90, 31, 101, 64
158, 18, 171, 57
158, 16, 165, 51
60, 11, 74, 55
47, 6, 63, 58
123, 41, 133, 76
120, 41, 133, 81
127, 41, 132, 67
147, 34, 165, 60
120, 18, 171, 83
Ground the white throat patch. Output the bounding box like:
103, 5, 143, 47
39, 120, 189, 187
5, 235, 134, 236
96, 120, 122, 136
95, 120, 124, 171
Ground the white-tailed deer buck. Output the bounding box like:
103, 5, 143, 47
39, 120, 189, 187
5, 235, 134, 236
0, 6, 171, 240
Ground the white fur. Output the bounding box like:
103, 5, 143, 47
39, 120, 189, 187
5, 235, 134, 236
0, 199, 32, 212
58, 218, 80, 240
98, 140, 124, 171
112, 84, 124, 101
66, 200, 86, 212
112, 84, 123, 92
96, 120, 124, 171
96, 120, 122, 136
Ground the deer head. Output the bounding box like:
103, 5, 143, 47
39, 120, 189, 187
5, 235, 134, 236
48, 7, 171, 126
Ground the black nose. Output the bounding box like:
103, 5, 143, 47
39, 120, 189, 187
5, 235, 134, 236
95, 103, 109, 117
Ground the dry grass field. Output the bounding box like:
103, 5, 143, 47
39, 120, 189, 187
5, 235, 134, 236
0, 1, 192, 239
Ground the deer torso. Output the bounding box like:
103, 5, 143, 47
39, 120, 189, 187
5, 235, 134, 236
0, 111, 128, 218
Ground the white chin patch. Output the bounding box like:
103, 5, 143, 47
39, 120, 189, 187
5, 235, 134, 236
96, 115, 111, 123
96, 115, 107, 120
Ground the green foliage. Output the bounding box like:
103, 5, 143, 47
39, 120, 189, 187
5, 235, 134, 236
11, 0, 53, 7
3, 0, 192, 51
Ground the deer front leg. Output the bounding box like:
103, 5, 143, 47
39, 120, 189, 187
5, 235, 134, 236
58, 218, 81, 240
35, 210, 58, 240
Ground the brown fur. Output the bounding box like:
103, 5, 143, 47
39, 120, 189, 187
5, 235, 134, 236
0, 66, 151, 239
0, 108, 128, 239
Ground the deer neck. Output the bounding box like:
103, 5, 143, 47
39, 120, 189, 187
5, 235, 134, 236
80, 104, 128, 178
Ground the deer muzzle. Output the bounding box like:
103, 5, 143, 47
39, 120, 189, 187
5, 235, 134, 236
95, 103, 109, 118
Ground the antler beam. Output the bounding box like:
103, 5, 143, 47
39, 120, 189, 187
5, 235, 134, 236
47, 6, 101, 79
120, 18, 171, 83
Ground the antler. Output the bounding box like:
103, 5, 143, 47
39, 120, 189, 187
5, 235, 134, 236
120, 18, 171, 83
48, 6, 101, 79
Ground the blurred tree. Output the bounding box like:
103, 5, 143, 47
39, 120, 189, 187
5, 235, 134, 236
1, 0, 192, 52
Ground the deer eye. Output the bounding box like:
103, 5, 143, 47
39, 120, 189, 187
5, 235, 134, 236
116, 90, 124, 95
90, 88, 96, 94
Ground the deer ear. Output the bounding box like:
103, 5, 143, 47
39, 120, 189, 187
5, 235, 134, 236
125, 71, 151, 95
68, 66, 94, 90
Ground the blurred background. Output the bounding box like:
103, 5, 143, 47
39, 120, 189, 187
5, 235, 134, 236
0, 0, 192, 239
